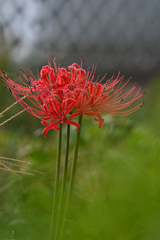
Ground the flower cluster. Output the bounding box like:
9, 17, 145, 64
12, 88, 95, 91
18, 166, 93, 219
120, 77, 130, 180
1, 57, 145, 136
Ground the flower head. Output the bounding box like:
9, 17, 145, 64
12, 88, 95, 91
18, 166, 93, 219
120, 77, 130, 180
0, 56, 145, 136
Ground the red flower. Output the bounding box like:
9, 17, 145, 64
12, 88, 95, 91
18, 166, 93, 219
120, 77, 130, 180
0, 56, 145, 137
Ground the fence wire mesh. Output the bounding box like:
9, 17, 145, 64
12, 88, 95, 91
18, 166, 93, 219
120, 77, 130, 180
0, 0, 160, 78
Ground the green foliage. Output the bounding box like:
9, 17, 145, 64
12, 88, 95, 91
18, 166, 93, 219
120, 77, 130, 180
0, 68, 160, 239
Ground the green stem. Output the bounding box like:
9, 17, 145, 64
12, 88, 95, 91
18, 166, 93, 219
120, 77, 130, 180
54, 124, 70, 240
59, 115, 83, 240
49, 123, 62, 240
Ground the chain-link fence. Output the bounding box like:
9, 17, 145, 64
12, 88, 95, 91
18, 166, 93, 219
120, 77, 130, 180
0, 0, 160, 79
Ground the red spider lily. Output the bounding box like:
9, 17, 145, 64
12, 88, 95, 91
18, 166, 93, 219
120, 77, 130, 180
0, 56, 145, 136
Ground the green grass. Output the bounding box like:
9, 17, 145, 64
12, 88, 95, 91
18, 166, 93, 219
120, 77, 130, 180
0, 75, 160, 239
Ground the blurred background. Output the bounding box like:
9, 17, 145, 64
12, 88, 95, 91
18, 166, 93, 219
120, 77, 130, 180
0, 0, 160, 239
